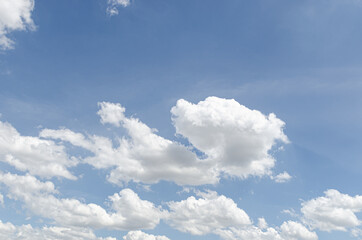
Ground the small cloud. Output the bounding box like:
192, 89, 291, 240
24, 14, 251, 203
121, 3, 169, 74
282, 208, 299, 218
106, 0, 131, 16
272, 171, 292, 183
177, 187, 194, 195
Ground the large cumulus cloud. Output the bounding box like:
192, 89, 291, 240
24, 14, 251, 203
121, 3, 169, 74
41, 97, 288, 186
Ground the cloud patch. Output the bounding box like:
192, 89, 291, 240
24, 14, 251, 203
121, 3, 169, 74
272, 171, 292, 183
301, 189, 362, 232
123, 231, 170, 240
171, 97, 289, 179
0, 172, 164, 230
0, 220, 116, 240
0, 121, 77, 180
41, 97, 288, 186
106, 0, 131, 16
215, 221, 317, 240
167, 190, 251, 235
0, 0, 35, 49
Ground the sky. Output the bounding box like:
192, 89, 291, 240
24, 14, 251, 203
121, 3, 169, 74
0, 0, 362, 239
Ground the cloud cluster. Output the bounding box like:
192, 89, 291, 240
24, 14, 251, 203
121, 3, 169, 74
0, 169, 318, 240
167, 190, 251, 235
171, 97, 289, 178
41, 97, 288, 186
216, 221, 318, 240
0, 172, 164, 230
166, 190, 317, 240
301, 189, 362, 232
106, 0, 131, 16
0, 220, 171, 240
122, 231, 170, 240
0, 121, 77, 180
1, 97, 331, 239
0, 221, 116, 240
0, 0, 35, 49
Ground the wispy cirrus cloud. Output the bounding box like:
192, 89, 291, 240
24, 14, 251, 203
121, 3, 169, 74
106, 0, 131, 16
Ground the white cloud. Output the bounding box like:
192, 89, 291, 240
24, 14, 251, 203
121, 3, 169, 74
258, 218, 268, 230
0, 121, 77, 180
98, 102, 126, 127
301, 189, 362, 232
280, 221, 318, 240
351, 228, 362, 238
272, 171, 292, 183
171, 97, 289, 179
0, 172, 164, 230
41, 103, 218, 186
215, 226, 283, 240
165, 190, 317, 240
106, 0, 130, 16
0, 220, 116, 240
123, 231, 170, 240
0, 0, 35, 49
41, 97, 288, 186
215, 221, 317, 240
167, 190, 251, 235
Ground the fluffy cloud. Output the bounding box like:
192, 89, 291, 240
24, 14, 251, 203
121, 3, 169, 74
215, 226, 283, 240
41, 97, 288, 186
0, 173, 164, 230
123, 231, 170, 240
106, 0, 130, 16
171, 97, 289, 178
41, 102, 218, 186
166, 190, 317, 240
167, 190, 251, 235
0, 121, 77, 179
280, 221, 318, 240
0, 220, 116, 240
0, 0, 35, 49
272, 171, 292, 183
98, 102, 126, 127
301, 189, 362, 232
215, 221, 317, 240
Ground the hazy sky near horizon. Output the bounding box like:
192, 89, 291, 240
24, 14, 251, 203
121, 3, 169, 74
1, 0, 362, 239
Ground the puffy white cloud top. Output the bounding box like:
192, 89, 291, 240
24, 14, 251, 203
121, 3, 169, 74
167, 190, 251, 235
0, 221, 116, 240
215, 221, 317, 240
0, 0, 35, 49
301, 189, 362, 232
41, 97, 288, 186
122, 231, 170, 240
171, 97, 289, 178
0, 173, 164, 230
0, 121, 77, 179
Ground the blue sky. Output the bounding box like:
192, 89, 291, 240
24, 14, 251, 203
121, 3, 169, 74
1, 0, 362, 239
